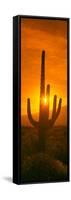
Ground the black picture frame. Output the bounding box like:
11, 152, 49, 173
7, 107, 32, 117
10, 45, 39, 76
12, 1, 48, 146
13, 15, 70, 184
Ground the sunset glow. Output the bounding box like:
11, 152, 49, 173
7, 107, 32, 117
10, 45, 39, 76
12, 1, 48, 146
20, 17, 68, 183
21, 18, 67, 126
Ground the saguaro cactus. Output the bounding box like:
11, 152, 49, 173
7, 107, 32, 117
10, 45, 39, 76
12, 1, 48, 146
27, 50, 62, 151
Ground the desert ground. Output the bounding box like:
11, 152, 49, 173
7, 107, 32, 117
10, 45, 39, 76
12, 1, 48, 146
21, 126, 68, 183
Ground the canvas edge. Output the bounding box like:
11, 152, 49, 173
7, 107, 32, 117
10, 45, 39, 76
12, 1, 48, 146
13, 15, 70, 184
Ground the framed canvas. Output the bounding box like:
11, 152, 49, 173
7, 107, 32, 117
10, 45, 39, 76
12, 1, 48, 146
13, 15, 69, 184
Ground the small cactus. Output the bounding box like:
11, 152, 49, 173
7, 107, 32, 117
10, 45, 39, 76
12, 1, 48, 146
27, 50, 62, 151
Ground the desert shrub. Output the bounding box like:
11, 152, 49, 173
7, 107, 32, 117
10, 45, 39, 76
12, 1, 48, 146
21, 153, 67, 182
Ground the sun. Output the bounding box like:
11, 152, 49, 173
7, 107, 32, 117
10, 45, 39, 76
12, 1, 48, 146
41, 96, 47, 105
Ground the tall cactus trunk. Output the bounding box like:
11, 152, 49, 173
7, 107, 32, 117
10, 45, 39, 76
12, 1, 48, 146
39, 51, 49, 126
39, 50, 45, 125
39, 51, 47, 151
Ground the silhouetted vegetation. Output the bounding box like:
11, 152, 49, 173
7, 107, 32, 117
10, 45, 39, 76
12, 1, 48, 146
21, 126, 68, 182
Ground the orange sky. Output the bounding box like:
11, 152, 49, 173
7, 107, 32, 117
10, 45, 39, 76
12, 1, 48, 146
21, 18, 67, 116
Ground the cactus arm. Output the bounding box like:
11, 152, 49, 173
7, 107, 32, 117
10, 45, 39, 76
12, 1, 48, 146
51, 97, 62, 126
27, 98, 39, 128
54, 98, 62, 120
52, 95, 57, 119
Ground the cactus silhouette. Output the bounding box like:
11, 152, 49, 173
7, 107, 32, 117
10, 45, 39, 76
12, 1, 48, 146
27, 50, 62, 151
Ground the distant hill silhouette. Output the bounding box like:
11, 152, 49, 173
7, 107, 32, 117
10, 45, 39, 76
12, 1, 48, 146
21, 106, 67, 127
